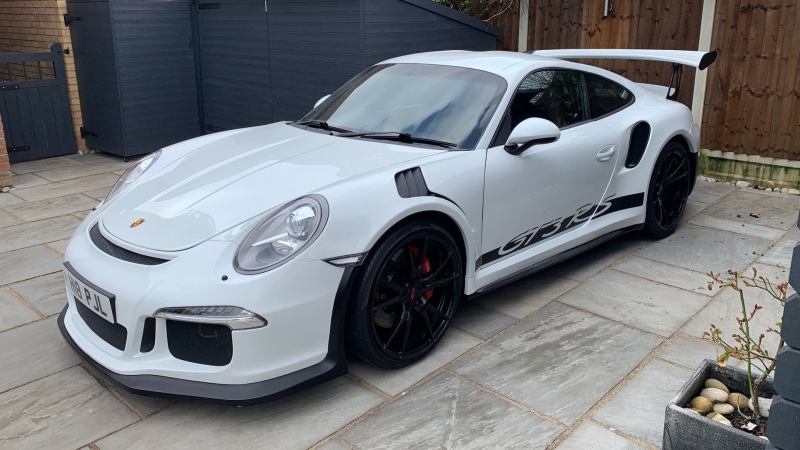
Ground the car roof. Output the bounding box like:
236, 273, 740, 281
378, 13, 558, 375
381, 50, 563, 80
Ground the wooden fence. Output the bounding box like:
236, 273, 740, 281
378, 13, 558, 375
492, 0, 800, 161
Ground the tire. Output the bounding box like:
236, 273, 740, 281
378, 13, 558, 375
347, 218, 463, 369
643, 141, 692, 239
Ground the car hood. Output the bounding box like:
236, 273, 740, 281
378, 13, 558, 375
101, 122, 442, 252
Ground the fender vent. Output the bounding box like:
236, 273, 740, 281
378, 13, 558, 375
90, 223, 168, 265
395, 168, 430, 198
625, 122, 651, 168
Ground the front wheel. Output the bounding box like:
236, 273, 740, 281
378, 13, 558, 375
347, 219, 463, 369
643, 141, 691, 239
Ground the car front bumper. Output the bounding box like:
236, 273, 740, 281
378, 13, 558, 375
58, 214, 355, 403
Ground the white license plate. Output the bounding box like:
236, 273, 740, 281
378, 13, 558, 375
64, 265, 115, 324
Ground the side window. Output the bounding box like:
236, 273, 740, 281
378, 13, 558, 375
494, 70, 586, 145
584, 73, 633, 119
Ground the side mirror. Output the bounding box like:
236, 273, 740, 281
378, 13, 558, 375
504, 118, 560, 155
314, 94, 331, 109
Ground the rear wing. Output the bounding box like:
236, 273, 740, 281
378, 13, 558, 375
528, 49, 718, 99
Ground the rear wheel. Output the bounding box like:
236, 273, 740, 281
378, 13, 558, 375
643, 141, 691, 238
348, 219, 463, 369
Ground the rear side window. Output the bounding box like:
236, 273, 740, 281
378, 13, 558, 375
584, 73, 633, 119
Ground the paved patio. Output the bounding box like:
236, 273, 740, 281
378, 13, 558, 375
0, 153, 797, 449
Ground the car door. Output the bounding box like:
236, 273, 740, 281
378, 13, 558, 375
479, 69, 620, 275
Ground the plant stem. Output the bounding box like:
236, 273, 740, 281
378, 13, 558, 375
739, 288, 759, 420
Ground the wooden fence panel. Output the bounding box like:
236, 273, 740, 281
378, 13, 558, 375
702, 0, 800, 160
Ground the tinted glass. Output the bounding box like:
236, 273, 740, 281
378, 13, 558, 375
585, 73, 633, 118
301, 63, 507, 149
494, 70, 586, 145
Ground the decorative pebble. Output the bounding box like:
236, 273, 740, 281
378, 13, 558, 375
748, 397, 772, 418
736, 181, 751, 188
713, 403, 734, 415
700, 387, 729, 403
0, 187, 9, 193
691, 396, 713, 413
728, 392, 750, 410
712, 414, 732, 426
704, 379, 730, 393
788, 188, 800, 195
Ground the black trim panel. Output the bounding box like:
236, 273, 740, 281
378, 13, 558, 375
90, 223, 168, 266
57, 267, 356, 404
395, 168, 430, 198
74, 299, 127, 351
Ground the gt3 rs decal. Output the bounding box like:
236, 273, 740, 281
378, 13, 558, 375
480, 192, 645, 266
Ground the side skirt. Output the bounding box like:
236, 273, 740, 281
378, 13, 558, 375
469, 224, 643, 299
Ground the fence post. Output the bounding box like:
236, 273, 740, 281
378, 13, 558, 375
767, 211, 800, 449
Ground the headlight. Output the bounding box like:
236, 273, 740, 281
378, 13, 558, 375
104, 150, 161, 203
234, 195, 328, 274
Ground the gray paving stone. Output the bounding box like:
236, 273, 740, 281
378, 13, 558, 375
0, 193, 24, 208
83, 187, 111, 202
0, 245, 63, 286
0, 317, 80, 393
682, 200, 708, 222
454, 302, 662, 424
453, 301, 517, 340
0, 288, 39, 332
3, 193, 97, 223
96, 376, 384, 450
701, 190, 800, 230
9, 272, 67, 317
82, 363, 171, 417
759, 228, 800, 268
12, 173, 119, 202
558, 270, 710, 337
9, 173, 49, 189
47, 239, 70, 255
0, 209, 20, 228
349, 328, 479, 396
35, 158, 128, 183
315, 439, 352, 450
637, 224, 772, 274
689, 214, 785, 240
682, 263, 793, 352
556, 420, 645, 450
614, 256, 715, 296
655, 333, 723, 371
477, 273, 579, 319
0, 366, 137, 450
688, 180, 734, 204
9, 155, 82, 175
594, 359, 692, 446
0, 215, 81, 253
549, 236, 644, 282
344, 372, 564, 449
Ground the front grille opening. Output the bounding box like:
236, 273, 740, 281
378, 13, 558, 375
166, 320, 232, 366
140, 317, 156, 353
75, 300, 127, 351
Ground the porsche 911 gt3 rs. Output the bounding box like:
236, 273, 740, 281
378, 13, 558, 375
59, 48, 717, 403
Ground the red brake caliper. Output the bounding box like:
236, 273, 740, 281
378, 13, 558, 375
409, 245, 434, 299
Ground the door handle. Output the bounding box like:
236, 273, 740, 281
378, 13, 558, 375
596, 145, 616, 162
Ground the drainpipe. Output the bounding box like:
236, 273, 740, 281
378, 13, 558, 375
767, 210, 800, 449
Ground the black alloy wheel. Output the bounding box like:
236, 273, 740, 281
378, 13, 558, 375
348, 219, 463, 369
644, 141, 691, 238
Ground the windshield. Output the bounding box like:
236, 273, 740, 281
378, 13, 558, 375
299, 63, 507, 149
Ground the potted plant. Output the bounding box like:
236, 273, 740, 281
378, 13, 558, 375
663, 269, 789, 450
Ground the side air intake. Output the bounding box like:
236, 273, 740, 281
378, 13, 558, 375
625, 122, 651, 168
395, 168, 430, 198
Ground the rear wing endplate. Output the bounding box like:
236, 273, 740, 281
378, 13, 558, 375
528, 49, 718, 100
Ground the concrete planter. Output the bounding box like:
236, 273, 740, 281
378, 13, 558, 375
663, 359, 774, 450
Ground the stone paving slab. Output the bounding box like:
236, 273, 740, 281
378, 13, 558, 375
0, 287, 39, 332
453, 302, 662, 424
593, 359, 692, 447
8, 173, 49, 189
0, 193, 23, 208
349, 328, 479, 396
689, 214, 786, 240
613, 255, 715, 297
701, 190, 800, 230
12, 173, 119, 202
452, 301, 517, 340
688, 181, 734, 204
95, 377, 384, 450
556, 420, 647, 449
558, 269, 710, 337
654, 333, 725, 371
547, 235, 644, 282
0, 209, 21, 228
343, 372, 564, 449
0, 245, 63, 286
637, 224, 773, 274
0, 366, 138, 450
759, 227, 799, 268
9, 272, 68, 317
0, 215, 82, 254
2, 193, 98, 223
476, 272, 579, 319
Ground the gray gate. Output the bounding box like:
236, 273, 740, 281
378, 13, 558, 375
0, 43, 76, 163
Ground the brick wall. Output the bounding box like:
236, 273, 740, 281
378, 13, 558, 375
0, 114, 11, 188
0, 0, 86, 153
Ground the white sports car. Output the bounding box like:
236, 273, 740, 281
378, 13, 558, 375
59, 49, 716, 402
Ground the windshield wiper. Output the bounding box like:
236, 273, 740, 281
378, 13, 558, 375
340, 131, 458, 149
295, 120, 353, 134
